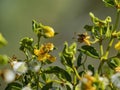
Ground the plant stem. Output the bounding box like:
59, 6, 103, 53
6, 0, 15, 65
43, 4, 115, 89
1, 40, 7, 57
100, 27, 104, 57
72, 66, 81, 80
103, 11, 120, 59
98, 11, 120, 74
113, 11, 120, 32
100, 42, 104, 57
50, 80, 63, 84
24, 50, 29, 60
98, 60, 104, 74
37, 74, 39, 90
73, 73, 77, 86
82, 55, 87, 70
37, 34, 41, 49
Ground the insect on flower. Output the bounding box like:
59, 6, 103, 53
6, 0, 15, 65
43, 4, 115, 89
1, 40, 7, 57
77, 32, 91, 45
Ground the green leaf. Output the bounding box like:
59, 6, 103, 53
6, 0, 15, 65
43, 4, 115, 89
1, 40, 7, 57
32, 20, 40, 32
60, 42, 77, 67
66, 85, 71, 90
19, 37, 34, 53
107, 57, 120, 69
60, 54, 73, 67
41, 73, 48, 82
43, 66, 72, 82
32, 20, 44, 36
5, 82, 22, 90
88, 64, 95, 75
102, 0, 115, 7
84, 25, 93, 31
77, 51, 83, 67
79, 45, 99, 59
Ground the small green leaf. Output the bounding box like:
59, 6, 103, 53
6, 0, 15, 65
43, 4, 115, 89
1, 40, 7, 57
107, 57, 120, 69
84, 25, 93, 31
41, 73, 47, 82
5, 82, 22, 90
79, 45, 99, 59
88, 64, 95, 75
77, 51, 83, 67
43, 66, 72, 82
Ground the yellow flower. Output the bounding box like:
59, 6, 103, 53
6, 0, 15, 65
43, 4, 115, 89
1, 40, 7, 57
115, 41, 120, 51
43, 43, 54, 51
34, 43, 56, 62
77, 32, 91, 45
47, 55, 56, 62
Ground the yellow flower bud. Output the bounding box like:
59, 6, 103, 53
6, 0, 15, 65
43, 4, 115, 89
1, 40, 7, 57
43, 26, 55, 38
115, 41, 120, 51
40, 24, 55, 38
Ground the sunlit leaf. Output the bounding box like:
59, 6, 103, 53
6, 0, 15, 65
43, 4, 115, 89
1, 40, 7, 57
43, 66, 72, 82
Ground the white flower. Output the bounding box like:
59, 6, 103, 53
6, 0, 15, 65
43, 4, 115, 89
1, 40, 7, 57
86, 70, 93, 76
82, 77, 88, 84
99, 76, 109, 87
33, 65, 40, 72
111, 73, 120, 88
12, 61, 28, 74
2, 69, 15, 83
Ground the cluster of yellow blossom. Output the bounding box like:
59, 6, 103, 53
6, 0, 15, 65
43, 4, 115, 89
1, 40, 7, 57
34, 43, 56, 62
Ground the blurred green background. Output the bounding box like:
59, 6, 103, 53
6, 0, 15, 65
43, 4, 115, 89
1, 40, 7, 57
0, 0, 114, 89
